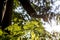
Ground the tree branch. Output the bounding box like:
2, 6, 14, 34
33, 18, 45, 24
19, 0, 44, 18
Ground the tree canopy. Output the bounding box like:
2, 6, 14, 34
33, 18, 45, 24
0, 0, 60, 40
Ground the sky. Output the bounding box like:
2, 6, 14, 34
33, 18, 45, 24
31, 0, 60, 33
42, 19, 60, 33
42, 0, 60, 33
51, 0, 60, 13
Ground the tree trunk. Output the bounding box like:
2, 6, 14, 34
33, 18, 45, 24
0, 0, 4, 26
19, 0, 36, 15
2, 0, 13, 29
19, 0, 45, 18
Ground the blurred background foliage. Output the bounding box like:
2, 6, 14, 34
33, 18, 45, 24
0, 15, 52, 40
0, 0, 60, 40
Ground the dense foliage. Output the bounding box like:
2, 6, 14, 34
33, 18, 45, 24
0, 0, 60, 40
0, 12, 52, 40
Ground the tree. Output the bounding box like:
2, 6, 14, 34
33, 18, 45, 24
0, 0, 4, 26
1, 0, 13, 30
0, 0, 13, 30
0, 0, 58, 40
0, 0, 59, 30
19, 0, 45, 18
